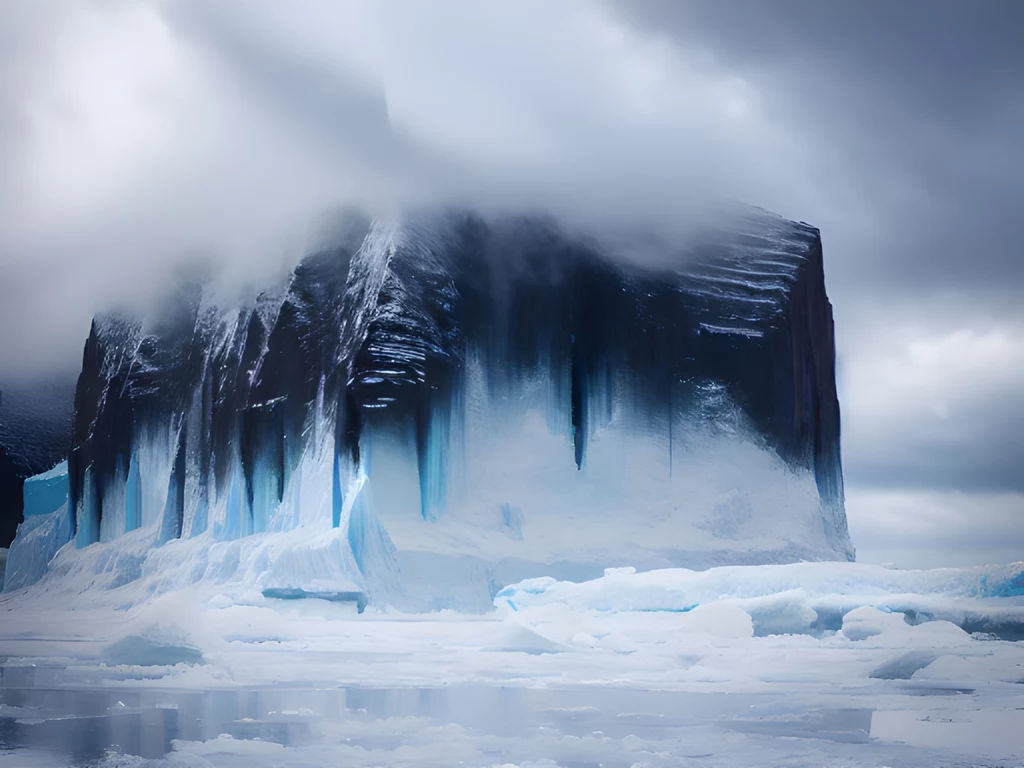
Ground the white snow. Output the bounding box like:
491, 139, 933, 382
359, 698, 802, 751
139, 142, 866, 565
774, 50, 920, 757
2, 502, 73, 592
0, 554, 1022, 765
494, 560, 1024, 635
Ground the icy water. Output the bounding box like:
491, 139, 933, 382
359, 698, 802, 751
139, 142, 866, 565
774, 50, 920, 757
1, 667, 1021, 767
2, 560, 1022, 765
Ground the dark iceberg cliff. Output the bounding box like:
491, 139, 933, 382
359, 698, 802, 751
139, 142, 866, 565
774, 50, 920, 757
51, 205, 852, 606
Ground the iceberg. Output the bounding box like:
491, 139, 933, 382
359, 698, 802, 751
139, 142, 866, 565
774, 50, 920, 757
495, 562, 1024, 640
2, 460, 73, 592
8, 206, 852, 609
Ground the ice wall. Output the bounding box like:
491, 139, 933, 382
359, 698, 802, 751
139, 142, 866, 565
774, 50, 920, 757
3, 460, 72, 592
42, 206, 852, 608
23, 460, 69, 518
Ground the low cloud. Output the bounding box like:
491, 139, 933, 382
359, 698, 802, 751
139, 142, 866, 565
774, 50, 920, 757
848, 489, 1024, 569
841, 320, 1024, 493
0, 0, 850, 377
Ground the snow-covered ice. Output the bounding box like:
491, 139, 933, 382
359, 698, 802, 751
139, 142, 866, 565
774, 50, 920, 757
1, 546, 1021, 766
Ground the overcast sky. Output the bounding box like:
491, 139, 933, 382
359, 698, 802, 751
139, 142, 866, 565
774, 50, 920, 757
0, 0, 1021, 567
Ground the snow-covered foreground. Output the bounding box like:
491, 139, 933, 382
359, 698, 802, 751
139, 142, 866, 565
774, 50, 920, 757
1, 561, 1022, 767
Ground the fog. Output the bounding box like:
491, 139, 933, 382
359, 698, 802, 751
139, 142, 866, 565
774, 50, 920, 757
0, 0, 853, 376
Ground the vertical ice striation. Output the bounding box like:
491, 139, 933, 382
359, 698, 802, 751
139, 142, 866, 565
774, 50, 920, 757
124, 450, 142, 533
332, 215, 462, 523
8, 205, 852, 606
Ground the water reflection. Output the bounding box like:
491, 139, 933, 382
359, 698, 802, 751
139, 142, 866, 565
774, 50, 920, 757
0, 663, 989, 767
2, 672, 759, 763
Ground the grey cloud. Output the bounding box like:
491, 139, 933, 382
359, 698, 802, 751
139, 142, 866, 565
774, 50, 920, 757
0, 3, 61, 214
847, 489, 1024, 569
610, 0, 1024, 300
160, 0, 462, 201
837, 315, 1024, 497
159, 0, 826, 228
612, 0, 1024, 125
844, 408, 1024, 494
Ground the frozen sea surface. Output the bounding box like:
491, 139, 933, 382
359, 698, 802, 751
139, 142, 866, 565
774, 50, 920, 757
1, 561, 1022, 766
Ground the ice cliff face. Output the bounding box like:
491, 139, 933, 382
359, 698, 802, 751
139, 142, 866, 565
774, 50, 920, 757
9, 206, 853, 607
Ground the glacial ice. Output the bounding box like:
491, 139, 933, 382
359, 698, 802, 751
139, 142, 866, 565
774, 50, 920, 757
2, 461, 72, 592
0, 207, 857, 608
495, 561, 1024, 638
22, 459, 68, 518
1, 504, 73, 592
101, 633, 206, 667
